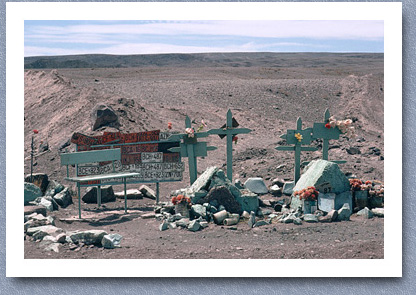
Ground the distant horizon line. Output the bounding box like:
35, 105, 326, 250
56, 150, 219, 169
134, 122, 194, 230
24, 51, 384, 58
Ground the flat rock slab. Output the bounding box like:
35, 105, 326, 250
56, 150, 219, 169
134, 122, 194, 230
24, 205, 47, 217
115, 189, 143, 199
317, 192, 352, 213
235, 190, 259, 214
139, 185, 156, 200
70, 230, 108, 245
244, 178, 269, 194
303, 214, 318, 223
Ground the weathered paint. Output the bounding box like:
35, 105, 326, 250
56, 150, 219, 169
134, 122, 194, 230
208, 109, 251, 182
275, 117, 318, 184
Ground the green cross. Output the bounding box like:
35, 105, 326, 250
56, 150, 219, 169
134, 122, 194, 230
208, 109, 251, 182
311, 108, 346, 164
275, 117, 318, 184
167, 116, 217, 184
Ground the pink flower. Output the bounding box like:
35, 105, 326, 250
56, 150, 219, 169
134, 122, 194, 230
168, 122, 172, 130
185, 128, 195, 138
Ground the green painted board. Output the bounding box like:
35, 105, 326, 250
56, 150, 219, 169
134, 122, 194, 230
60, 148, 121, 165
312, 122, 341, 140
276, 146, 318, 152
285, 128, 314, 145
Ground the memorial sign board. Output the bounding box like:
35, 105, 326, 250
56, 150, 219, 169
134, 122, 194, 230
71, 130, 184, 186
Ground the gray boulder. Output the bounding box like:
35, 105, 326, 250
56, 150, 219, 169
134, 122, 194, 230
303, 214, 318, 223
101, 234, 123, 249
24, 182, 42, 205
357, 207, 374, 219
371, 208, 384, 217
187, 220, 201, 232
294, 160, 350, 194
70, 230, 108, 245
139, 185, 156, 200
235, 190, 259, 214
190, 204, 207, 220
25, 173, 49, 194
44, 180, 65, 197
337, 203, 352, 221
91, 104, 119, 131
114, 189, 143, 199
26, 225, 64, 240
53, 187, 73, 208
82, 186, 115, 204
282, 181, 295, 195
244, 178, 269, 194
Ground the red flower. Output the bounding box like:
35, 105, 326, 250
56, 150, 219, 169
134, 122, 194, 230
168, 122, 172, 130
232, 136, 238, 144
33, 129, 39, 134
325, 123, 331, 129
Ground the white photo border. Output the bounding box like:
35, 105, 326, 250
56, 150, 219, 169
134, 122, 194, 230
6, 2, 402, 277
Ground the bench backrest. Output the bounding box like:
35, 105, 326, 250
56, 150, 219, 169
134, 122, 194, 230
60, 148, 121, 165
60, 148, 122, 177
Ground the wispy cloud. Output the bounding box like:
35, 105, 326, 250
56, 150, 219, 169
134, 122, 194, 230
24, 20, 383, 56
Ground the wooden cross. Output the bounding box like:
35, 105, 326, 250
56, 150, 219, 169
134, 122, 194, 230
311, 108, 346, 164
167, 116, 217, 184
208, 109, 251, 182
275, 117, 318, 184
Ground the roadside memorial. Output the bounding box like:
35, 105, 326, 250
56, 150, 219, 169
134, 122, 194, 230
275, 117, 318, 184
167, 116, 217, 184
65, 130, 184, 217
311, 108, 346, 164
208, 109, 251, 182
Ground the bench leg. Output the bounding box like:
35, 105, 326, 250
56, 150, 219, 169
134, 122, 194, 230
156, 182, 160, 204
77, 183, 81, 219
124, 178, 127, 214
97, 185, 101, 207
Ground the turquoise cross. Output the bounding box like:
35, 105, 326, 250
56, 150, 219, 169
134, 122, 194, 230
311, 108, 346, 164
167, 116, 217, 184
208, 109, 251, 182
275, 117, 317, 184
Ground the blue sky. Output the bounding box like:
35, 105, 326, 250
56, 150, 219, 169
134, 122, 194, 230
24, 20, 384, 57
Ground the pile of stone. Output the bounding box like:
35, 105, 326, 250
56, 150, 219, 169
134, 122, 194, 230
24, 173, 73, 211
24, 212, 123, 252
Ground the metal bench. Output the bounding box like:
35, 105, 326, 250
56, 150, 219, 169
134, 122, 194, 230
60, 148, 140, 218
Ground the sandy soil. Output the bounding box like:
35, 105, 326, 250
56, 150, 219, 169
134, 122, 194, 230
24, 53, 384, 259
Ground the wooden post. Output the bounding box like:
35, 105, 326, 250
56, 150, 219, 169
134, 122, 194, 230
77, 183, 81, 219
275, 117, 317, 184
167, 115, 217, 185
208, 109, 251, 182
124, 177, 127, 214
156, 182, 160, 204
310, 108, 346, 165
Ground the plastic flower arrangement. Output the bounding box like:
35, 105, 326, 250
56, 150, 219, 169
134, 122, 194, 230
349, 179, 363, 191
232, 135, 238, 144
328, 116, 356, 139
185, 127, 195, 138
294, 133, 303, 142
294, 186, 319, 201
360, 180, 373, 191
171, 194, 192, 206
196, 119, 207, 132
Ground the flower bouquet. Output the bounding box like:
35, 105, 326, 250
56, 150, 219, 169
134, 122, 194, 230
294, 186, 319, 214
171, 194, 191, 217
325, 116, 356, 139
